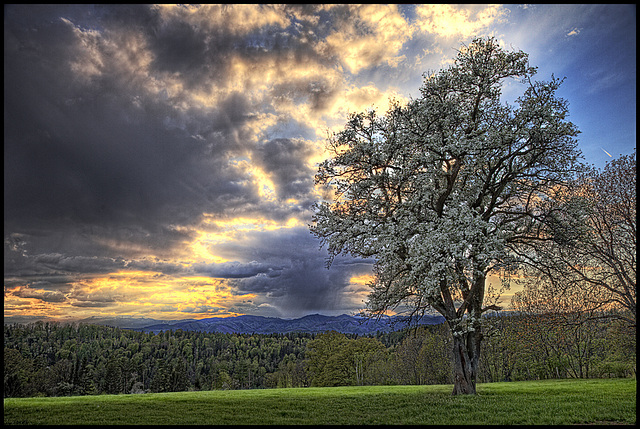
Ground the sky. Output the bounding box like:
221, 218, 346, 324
4, 4, 636, 322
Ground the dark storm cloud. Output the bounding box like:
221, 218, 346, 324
254, 138, 316, 200
143, 4, 339, 96
4, 233, 189, 282
209, 226, 373, 316
32, 254, 118, 274
3, 4, 371, 318
149, 15, 214, 81
192, 260, 286, 279
4, 5, 292, 246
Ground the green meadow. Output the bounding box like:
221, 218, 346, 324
3, 378, 635, 425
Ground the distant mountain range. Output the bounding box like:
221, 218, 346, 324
67, 313, 445, 335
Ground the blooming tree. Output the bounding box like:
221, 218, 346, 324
310, 38, 582, 395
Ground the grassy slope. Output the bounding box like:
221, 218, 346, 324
3, 378, 636, 425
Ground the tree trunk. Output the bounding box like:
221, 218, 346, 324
451, 326, 482, 395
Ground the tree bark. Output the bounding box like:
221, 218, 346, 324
450, 323, 482, 395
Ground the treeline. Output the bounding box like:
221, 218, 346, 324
4, 322, 314, 397
479, 312, 635, 382
4, 313, 635, 397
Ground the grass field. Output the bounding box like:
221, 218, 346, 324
3, 378, 636, 425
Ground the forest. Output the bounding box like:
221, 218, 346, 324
4, 311, 635, 398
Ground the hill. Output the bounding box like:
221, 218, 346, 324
75, 313, 445, 334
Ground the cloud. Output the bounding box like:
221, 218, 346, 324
1, 4, 413, 319
4, 4, 366, 245
205, 226, 373, 317
253, 138, 317, 201
321, 4, 412, 74
414, 4, 507, 39
153, 4, 290, 37
192, 260, 286, 279
567, 27, 581, 36
5, 6, 302, 242
12, 286, 67, 303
